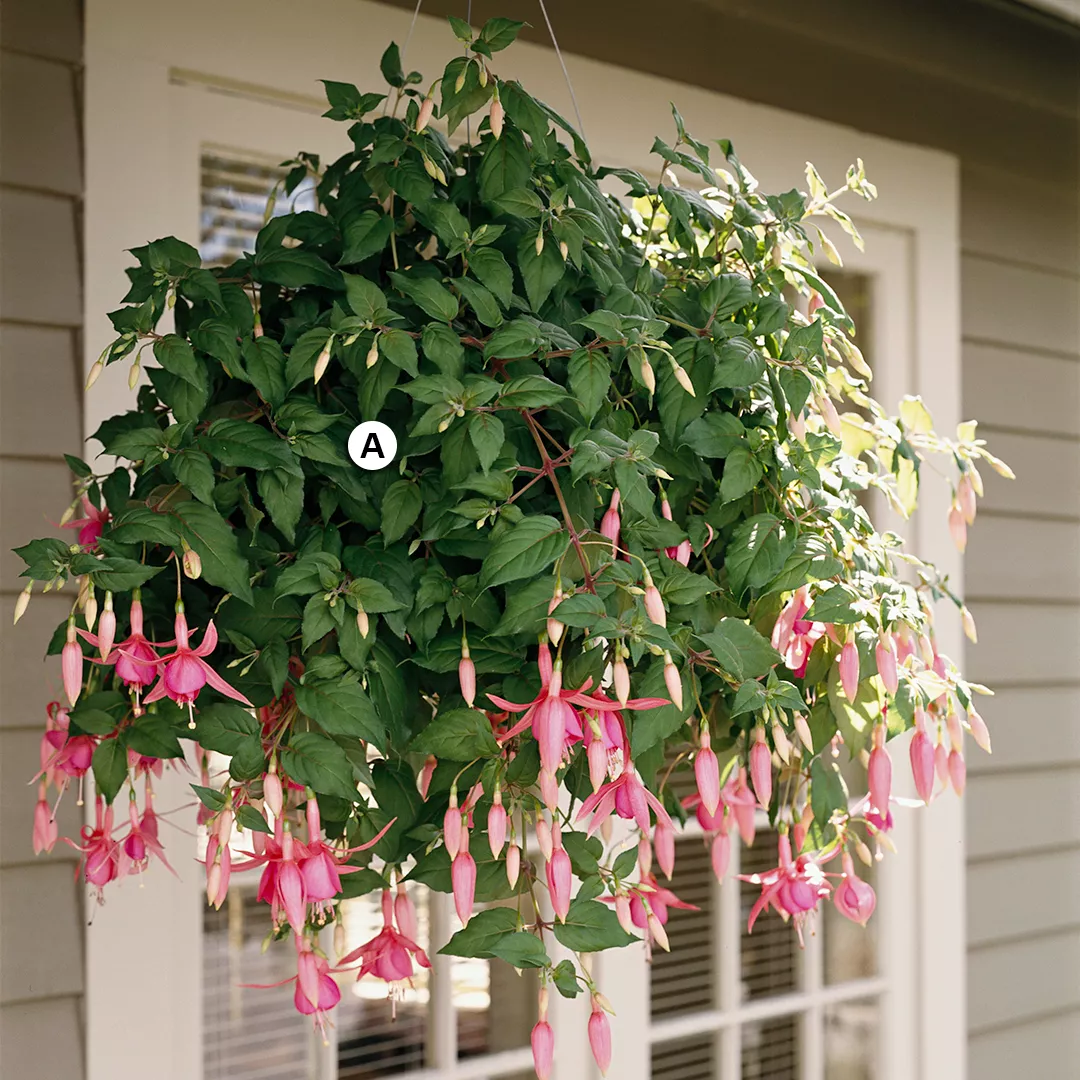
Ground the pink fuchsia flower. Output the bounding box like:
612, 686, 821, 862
144, 606, 252, 716
833, 851, 876, 926
341, 889, 431, 987
61, 495, 110, 550
532, 989, 555, 1080
61, 620, 83, 707
575, 762, 673, 837
867, 731, 892, 817
32, 782, 57, 855
620, 872, 699, 953
119, 795, 175, 879
67, 796, 120, 896
458, 643, 476, 707
653, 819, 675, 880
724, 766, 757, 846
588, 996, 613, 1076
771, 586, 827, 678
695, 726, 721, 816
749, 730, 772, 810
452, 828, 477, 925
740, 831, 831, 941
838, 639, 860, 702
909, 726, 936, 804
110, 594, 163, 690
244, 936, 344, 1034
487, 789, 507, 857
546, 823, 572, 922
875, 634, 898, 695
599, 489, 621, 556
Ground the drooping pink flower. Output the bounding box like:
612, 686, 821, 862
740, 832, 831, 942
61, 621, 82, 708
61, 495, 110, 550
771, 586, 827, 678
394, 884, 419, 942
588, 996, 612, 1076
546, 823, 572, 922
948, 749, 966, 795
575, 762, 673, 837
833, 851, 876, 926
32, 783, 57, 855
948, 504, 967, 552
910, 727, 936, 803
724, 767, 757, 846
244, 936, 344, 1034
749, 731, 772, 810
340, 889, 431, 987
838, 639, 860, 702
654, 819, 675, 880
867, 737, 892, 817
452, 830, 476, 925
695, 727, 721, 816
532, 989, 555, 1080
144, 607, 252, 715
67, 796, 120, 896
487, 790, 507, 857
119, 795, 175, 878
459, 645, 476, 707
875, 634, 898, 694
599, 489, 621, 556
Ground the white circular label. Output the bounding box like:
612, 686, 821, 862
348, 421, 398, 471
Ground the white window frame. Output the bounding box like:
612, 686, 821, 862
84, 3, 964, 1079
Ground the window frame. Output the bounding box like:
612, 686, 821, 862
84, 4, 965, 1078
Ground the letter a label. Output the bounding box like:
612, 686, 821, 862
348, 421, 398, 471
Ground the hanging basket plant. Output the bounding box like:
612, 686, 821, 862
16, 17, 1009, 1071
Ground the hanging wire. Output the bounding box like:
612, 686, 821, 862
537, 0, 586, 138
401, 0, 425, 66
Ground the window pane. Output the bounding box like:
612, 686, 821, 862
823, 857, 878, 984
651, 838, 716, 1018
739, 830, 801, 1001
741, 1013, 799, 1080
651, 1033, 715, 1080
825, 998, 878, 1079
203, 889, 319, 1080
456, 954, 537, 1059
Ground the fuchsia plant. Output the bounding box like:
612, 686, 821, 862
14, 17, 1010, 1077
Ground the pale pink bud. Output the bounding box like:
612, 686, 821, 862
416, 96, 435, 133
264, 771, 283, 819
967, 708, 991, 754
13, 583, 31, 625
675, 539, 691, 566
536, 815, 553, 861
86, 358, 104, 390
868, 744, 892, 815
958, 473, 977, 525
216, 807, 234, 847
934, 740, 950, 786
365, 342, 379, 369
612, 657, 630, 707
643, 583, 666, 628
444, 801, 463, 860
962, 606, 978, 644
695, 730, 721, 816
647, 911, 670, 951
535, 229, 545, 256
506, 842, 521, 887
182, 547, 202, 580
313, 339, 333, 384
458, 650, 476, 707
663, 653, 682, 709
641, 355, 656, 394
452, 848, 476, 924
33, 794, 57, 855
615, 893, 633, 934
673, 363, 695, 396
588, 737, 608, 792
839, 639, 860, 702
588, 998, 612, 1076
948, 749, 966, 795
772, 722, 792, 764
206, 859, 221, 907
946, 711, 964, 752
654, 821, 675, 880
547, 845, 572, 922
488, 97, 504, 139
910, 731, 935, 803
637, 834, 652, 876
711, 830, 730, 882
834, 852, 876, 925
788, 411, 807, 442
875, 636, 898, 694
749, 732, 772, 810
418, 755, 437, 800
487, 792, 507, 857
600, 490, 621, 556
948, 505, 967, 553
794, 712, 814, 752
356, 606, 370, 638
546, 586, 565, 646
98, 593, 117, 661
61, 623, 82, 708
531, 1019, 555, 1080
816, 390, 842, 437
395, 884, 419, 941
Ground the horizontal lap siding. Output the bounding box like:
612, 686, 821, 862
960, 137, 1080, 1060
0, 2, 86, 1076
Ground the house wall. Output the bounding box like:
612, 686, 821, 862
0, 0, 87, 1076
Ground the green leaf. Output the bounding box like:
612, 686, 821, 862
236, 804, 273, 834
191, 785, 227, 812
173, 449, 215, 504
562, 831, 603, 877
702, 273, 753, 320
483, 319, 545, 360
552, 959, 582, 998
568, 349, 610, 423
410, 708, 500, 759
301, 594, 339, 649
285, 327, 333, 390
191, 319, 241, 372
781, 319, 824, 365
478, 129, 532, 203
172, 500, 253, 603
553, 897, 636, 952
256, 466, 304, 543
489, 932, 549, 969
767, 534, 843, 594
295, 679, 383, 745
725, 514, 795, 593
195, 703, 261, 755
497, 375, 566, 409
242, 338, 287, 407
379, 328, 419, 376
478, 16, 526, 52
276, 552, 342, 599
468, 248, 514, 307
153, 335, 205, 391
381, 480, 423, 545
469, 413, 505, 472
454, 277, 502, 327
698, 618, 781, 681
388, 271, 459, 322
719, 445, 763, 503
810, 756, 848, 841
124, 718, 184, 759
440, 907, 519, 958
380, 42, 405, 87
682, 412, 743, 457
490, 187, 545, 220
253, 247, 341, 290
92, 739, 127, 803
280, 731, 359, 801
479, 515, 568, 587
343, 275, 390, 323
804, 583, 863, 625
201, 419, 294, 470
711, 338, 765, 390
341, 210, 394, 264
730, 679, 768, 717
516, 233, 565, 312
422, 323, 465, 374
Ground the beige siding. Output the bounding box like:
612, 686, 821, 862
0, 0, 86, 1075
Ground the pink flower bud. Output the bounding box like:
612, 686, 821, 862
948, 749, 966, 795
61, 622, 82, 708
875, 636, 898, 694
834, 852, 876, 925
966, 708, 992, 754
654, 821, 675, 880
546, 585, 565, 647
643, 583, 666, 628
182, 547, 202, 580
615, 892, 634, 934
395, 884, 419, 941
588, 998, 612, 1076
772, 722, 792, 764
948, 504, 967, 553
356, 606, 370, 638
749, 733, 772, 810
546, 843, 572, 922
794, 712, 814, 752
958, 473, 977, 525
97, 593, 117, 660
710, 830, 730, 882
695, 729, 721, 816
673, 363, 695, 396
13, 582, 31, 625
868, 743, 892, 815
588, 737, 608, 792
637, 834, 652, 876
488, 97, 504, 139
909, 730, 935, 804
418, 755, 437, 800
674, 539, 691, 566
313, 339, 333, 384
458, 649, 476, 707
600, 490, 621, 556
33, 792, 57, 855
612, 657, 630, 707
663, 653, 682, 710
506, 842, 521, 888
444, 802, 463, 860
416, 96, 435, 133
647, 911, 670, 951
788, 411, 807, 442
536, 816, 553, 861
264, 771, 283, 819
839, 639, 860, 702
531, 1019, 555, 1080
487, 791, 507, 857
452, 848, 476, 925
815, 390, 842, 437
934, 740, 950, 786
